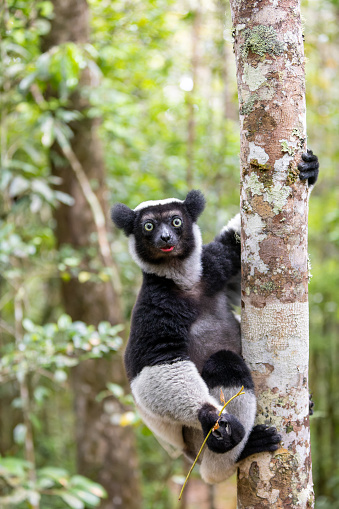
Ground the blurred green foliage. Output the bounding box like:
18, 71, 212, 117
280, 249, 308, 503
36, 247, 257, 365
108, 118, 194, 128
0, 459, 107, 509
0, 0, 338, 508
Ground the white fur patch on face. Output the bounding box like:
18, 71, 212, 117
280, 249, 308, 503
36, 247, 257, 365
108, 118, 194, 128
128, 223, 203, 290
133, 197, 183, 212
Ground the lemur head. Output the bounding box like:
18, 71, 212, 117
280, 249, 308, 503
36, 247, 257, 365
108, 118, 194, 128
111, 190, 205, 286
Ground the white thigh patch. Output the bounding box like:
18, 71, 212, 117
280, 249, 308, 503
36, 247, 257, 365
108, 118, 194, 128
131, 361, 220, 428
136, 402, 185, 453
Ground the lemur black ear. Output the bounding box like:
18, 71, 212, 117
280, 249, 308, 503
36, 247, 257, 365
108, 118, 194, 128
184, 190, 206, 222
111, 203, 136, 236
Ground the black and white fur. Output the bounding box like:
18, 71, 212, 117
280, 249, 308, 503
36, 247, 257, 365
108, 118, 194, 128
111, 151, 318, 484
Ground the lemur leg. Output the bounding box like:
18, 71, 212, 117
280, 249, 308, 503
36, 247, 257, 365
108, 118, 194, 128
136, 402, 187, 451
130, 360, 222, 450
198, 350, 257, 484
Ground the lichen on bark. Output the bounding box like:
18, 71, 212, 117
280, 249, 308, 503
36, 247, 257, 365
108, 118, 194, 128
241, 25, 284, 58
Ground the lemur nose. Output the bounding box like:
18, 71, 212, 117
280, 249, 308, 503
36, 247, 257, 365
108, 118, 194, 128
161, 233, 171, 242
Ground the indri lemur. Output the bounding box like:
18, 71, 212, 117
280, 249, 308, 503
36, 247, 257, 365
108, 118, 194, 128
111, 151, 319, 484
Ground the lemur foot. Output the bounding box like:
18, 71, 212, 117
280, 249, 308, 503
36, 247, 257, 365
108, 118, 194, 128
237, 424, 281, 462
198, 404, 245, 454
298, 150, 319, 186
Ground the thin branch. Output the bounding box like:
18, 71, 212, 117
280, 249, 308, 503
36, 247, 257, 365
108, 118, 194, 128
55, 130, 122, 296
29, 68, 122, 296
0, 318, 15, 335
178, 386, 245, 501
14, 288, 39, 509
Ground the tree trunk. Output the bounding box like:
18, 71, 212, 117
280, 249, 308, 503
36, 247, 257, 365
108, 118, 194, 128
228, 0, 314, 506
43, 1, 141, 508
186, 6, 201, 189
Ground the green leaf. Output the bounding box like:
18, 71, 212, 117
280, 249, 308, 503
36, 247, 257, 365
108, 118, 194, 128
34, 386, 51, 405
32, 179, 54, 202
69, 489, 100, 506
38, 466, 68, 483
54, 370, 68, 382
41, 115, 55, 147
22, 318, 36, 332
78, 271, 92, 283
6, 42, 30, 58
19, 72, 38, 92
36, 476, 55, 490
8, 176, 30, 198
56, 109, 83, 123
106, 383, 124, 398
97, 322, 110, 334
0, 457, 30, 477
60, 493, 84, 509
28, 490, 41, 506
37, 1, 54, 18
13, 424, 27, 445
57, 314, 72, 330
54, 191, 75, 206
69, 476, 107, 499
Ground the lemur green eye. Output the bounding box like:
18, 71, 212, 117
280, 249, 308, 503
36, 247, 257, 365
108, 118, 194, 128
144, 222, 154, 231
172, 218, 182, 228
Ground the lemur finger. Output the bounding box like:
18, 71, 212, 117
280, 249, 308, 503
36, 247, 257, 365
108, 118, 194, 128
246, 433, 281, 447
298, 169, 319, 180
298, 160, 319, 172
304, 149, 317, 160
249, 424, 277, 438
241, 442, 280, 458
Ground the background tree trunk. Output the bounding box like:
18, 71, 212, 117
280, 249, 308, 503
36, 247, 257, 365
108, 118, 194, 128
43, 1, 141, 508
228, 0, 314, 506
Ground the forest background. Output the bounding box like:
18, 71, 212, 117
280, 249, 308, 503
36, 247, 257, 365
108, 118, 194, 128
0, 0, 338, 508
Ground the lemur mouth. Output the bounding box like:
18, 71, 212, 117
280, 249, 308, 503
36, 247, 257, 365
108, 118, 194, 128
160, 246, 174, 252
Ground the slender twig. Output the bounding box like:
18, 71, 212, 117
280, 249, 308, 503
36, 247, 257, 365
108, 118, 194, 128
14, 288, 39, 509
55, 130, 122, 295
178, 386, 245, 501
0, 318, 15, 335
29, 89, 122, 296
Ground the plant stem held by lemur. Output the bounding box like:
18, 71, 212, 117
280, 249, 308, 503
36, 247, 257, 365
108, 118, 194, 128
178, 386, 245, 501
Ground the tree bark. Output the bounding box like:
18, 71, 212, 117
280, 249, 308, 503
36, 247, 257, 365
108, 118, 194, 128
228, 0, 314, 506
42, 1, 141, 508
186, 6, 201, 189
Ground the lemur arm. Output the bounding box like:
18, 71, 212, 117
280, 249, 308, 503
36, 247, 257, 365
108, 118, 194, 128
202, 214, 241, 291
201, 151, 319, 292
